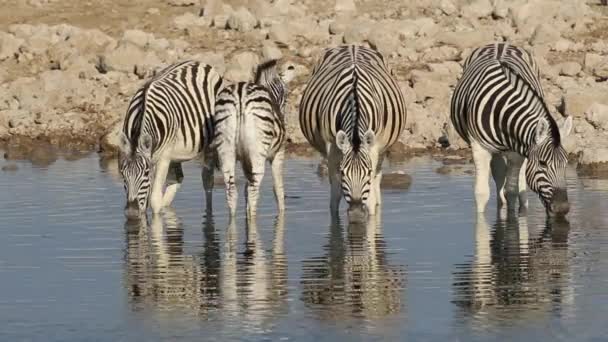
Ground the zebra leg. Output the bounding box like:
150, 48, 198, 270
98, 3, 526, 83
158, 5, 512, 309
150, 158, 171, 214
505, 153, 525, 214
162, 162, 184, 207
270, 147, 286, 214
518, 158, 529, 214
368, 170, 382, 216
490, 153, 507, 211
471, 141, 492, 213
244, 156, 266, 219
202, 152, 215, 212
328, 147, 342, 216
218, 149, 238, 217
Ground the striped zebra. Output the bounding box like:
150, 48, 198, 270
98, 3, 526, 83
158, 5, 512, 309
118, 60, 223, 218
299, 45, 407, 220
450, 43, 573, 217
212, 60, 295, 217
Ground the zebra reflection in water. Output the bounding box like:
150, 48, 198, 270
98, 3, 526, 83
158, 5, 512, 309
123, 212, 287, 325
452, 213, 574, 330
300, 214, 406, 322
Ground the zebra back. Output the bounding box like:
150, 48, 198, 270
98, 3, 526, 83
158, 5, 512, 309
299, 45, 406, 154
122, 60, 224, 158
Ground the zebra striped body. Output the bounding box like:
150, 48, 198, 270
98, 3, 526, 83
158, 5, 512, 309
299, 45, 407, 219
212, 60, 293, 217
450, 43, 572, 216
119, 60, 223, 217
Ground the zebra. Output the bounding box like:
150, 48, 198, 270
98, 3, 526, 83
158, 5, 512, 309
299, 45, 407, 220
450, 43, 573, 217
118, 60, 223, 218
212, 59, 296, 218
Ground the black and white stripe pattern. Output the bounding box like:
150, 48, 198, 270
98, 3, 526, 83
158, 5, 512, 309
299, 45, 407, 219
212, 60, 293, 218
119, 60, 223, 218
450, 43, 572, 216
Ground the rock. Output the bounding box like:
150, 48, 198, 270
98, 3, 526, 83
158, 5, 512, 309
335, 0, 356, 13
147, 8, 160, 15
0, 32, 24, 61
530, 23, 562, 46
224, 51, 259, 82
190, 51, 226, 74
268, 22, 292, 45
1, 164, 18, 172
412, 79, 451, 102
562, 86, 608, 118
173, 12, 209, 30
584, 53, 608, 78
556, 62, 582, 76
167, 0, 196, 6
343, 18, 375, 44
577, 148, 608, 176
492, 0, 509, 19
436, 30, 494, 50
420, 46, 459, 62
461, 0, 493, 19
380, 172, 412, 190
368, 25, 400, 57
262, 41, 282, 60
122, 29, 153, 48
104, 43, 161, 74
585, 103, 608, 131
227, 7, 257, 32
329, 15, 352, 35
439, 0, 457, 15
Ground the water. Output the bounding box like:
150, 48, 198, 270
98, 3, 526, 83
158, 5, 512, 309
0, 153, 607, 341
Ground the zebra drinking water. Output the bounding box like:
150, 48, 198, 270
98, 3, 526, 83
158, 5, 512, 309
212, 60, 295, 218
118, 60, 223, 218
299, 45, 407, 220
450, 43, 573, 217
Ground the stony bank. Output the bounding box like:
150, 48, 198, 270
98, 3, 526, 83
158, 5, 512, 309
0, 0, 607, 170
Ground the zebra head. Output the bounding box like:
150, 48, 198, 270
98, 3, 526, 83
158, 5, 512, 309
526, 116, 573, 217
336, 129, 377, 221
118, 132, 154, 219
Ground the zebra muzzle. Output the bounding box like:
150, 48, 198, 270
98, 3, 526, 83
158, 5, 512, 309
347, 201, 369, 223
550, 189, 570, 216
124, 200, 142, 219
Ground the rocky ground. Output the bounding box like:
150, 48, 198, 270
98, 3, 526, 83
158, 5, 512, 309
0, 0, 607, 171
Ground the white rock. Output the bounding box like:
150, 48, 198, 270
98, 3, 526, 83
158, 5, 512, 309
335, 0, 356, 13
173, 12, 209, 30
122, 29, 153, 48
436, 30, 494, 50
562, 86, 608, 118
224, 51, 260, 82
461, 0, 493, 19
556, 62, 582, 77
147, 8, 160, 15
268, 22, 292, 45
262, 41, 282, 60
227, 7, 257, 32
530, 23, 561, 46
578, 148, 608, 167
585, 103, 608, 131
0, 32, 24, 61
492, 0, 509, 18
104, 43, 162, 74
439, 0, 457, 15
584, 53, 608, 78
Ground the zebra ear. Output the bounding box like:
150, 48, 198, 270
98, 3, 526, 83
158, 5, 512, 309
535, 117, 551, 144
336, 130, 351, 152
560, 116, 572, 138
138, 133, 153, 158
118, 132, 131, 155
362, 130, 375, 148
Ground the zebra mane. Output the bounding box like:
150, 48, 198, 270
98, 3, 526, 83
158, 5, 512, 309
499, 61, 561, 147
351, 67, 363, 150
